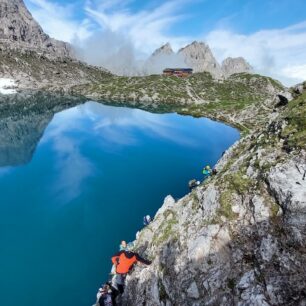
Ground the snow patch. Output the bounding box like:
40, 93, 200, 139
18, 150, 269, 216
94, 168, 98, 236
0, 78, 17, 95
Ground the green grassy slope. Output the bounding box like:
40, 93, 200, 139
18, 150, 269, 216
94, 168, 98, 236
282, 90, 306, 149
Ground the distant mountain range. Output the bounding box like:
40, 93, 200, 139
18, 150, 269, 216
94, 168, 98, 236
146, 41, 253, 78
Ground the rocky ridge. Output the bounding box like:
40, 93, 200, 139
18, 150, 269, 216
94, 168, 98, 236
0, 0, 110, 91
151, 43, 175, 57
0, 0, 72, 58
0, 48, 110, 91
148, 41, 253, 78
119, 83, 306, 305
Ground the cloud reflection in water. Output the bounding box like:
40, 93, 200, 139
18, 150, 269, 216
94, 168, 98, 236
84, 102, 198, 147
42, 101, 219, 202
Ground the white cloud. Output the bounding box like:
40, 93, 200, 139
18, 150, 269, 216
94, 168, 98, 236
45, 110, 95, 203
27, 0, 191, 52
26, 0, 92, 42
84, 0, 191, 53
74, 0, 193, 75
205, 22, 306, 85
43, 100, 201, 202
282, 64, 306, 82
26, 0, 192, 75
52, 135, 94, 203
83, 102, 198, 147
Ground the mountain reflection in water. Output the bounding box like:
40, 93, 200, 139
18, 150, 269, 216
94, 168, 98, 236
0, 92, 84, 167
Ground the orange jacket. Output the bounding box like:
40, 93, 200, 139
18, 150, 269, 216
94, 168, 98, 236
111, 251, 151, 274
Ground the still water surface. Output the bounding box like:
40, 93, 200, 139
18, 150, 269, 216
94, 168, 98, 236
0, 101, 239, 306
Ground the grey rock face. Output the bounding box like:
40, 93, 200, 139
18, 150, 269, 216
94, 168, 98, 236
267, 155, 306, 213
267, 154, 306, 244
178, 41, 222, 77
0, 0, 73, 58
222, 57, 253, 77
187, 281, 200, 299
292, 81, 306, 96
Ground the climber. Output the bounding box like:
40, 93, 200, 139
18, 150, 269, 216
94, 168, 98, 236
111, 250, 151, 293
119, 240, 128, 251
97, 284, 115, 306
110, 241, 135, 275
143, 215, 152, 226
112, 250, 151, 275
120, 240, 134, 251
111, 273, 126, 294
202, 165, 212, 178
188, 179, 200, 191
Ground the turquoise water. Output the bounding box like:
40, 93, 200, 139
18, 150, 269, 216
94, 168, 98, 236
0, 101, 239, 306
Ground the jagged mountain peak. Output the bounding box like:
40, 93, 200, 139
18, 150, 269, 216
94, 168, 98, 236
222, 57, 253, 77
222, 56, 251, 65
0, 0, 73, 58
178, 41, 212, 59
178, 40, 208, 52
151, 42, 174, 57
145, 42, 185, 75
177, 40, 222, 77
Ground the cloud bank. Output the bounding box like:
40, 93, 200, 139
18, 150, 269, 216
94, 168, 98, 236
206, 22, 306, 85
25, 0, 306, 85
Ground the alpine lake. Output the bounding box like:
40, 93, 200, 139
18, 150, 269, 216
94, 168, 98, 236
0, 95, 239, 306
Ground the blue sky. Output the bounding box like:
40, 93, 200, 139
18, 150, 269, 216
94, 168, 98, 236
24, 0, 306, 84
25, 0, 306, 36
